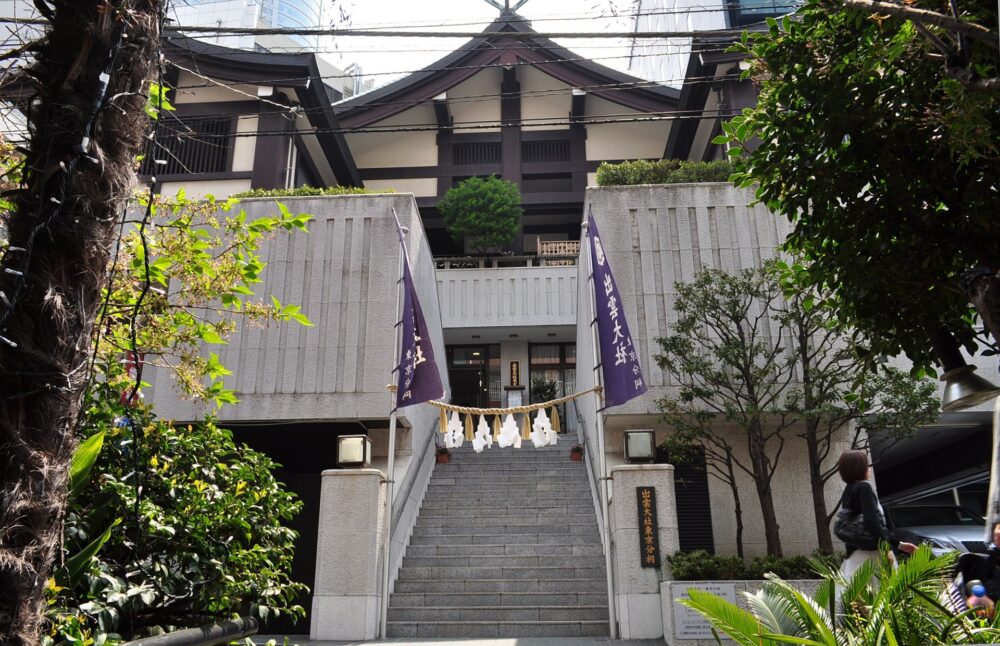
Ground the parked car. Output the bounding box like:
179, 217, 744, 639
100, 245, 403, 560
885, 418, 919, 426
884, 504, 988, 555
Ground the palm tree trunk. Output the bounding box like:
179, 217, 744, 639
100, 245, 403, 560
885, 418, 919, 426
0, 3, 162, 644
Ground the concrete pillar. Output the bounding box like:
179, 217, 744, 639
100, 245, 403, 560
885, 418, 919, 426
310, 469, 386, 641
610, 464, 679, 639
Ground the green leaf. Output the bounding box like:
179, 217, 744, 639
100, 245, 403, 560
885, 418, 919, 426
682, 588, 771, 646
70, 431, 105, 496
61, 518, 121, 586
198, 327, 226, 345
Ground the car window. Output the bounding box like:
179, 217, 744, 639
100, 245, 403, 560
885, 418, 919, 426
890, 506, 984, 526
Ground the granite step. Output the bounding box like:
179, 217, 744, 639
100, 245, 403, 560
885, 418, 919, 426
388, 435, 608, 638
392, 578, 608, 594
387, 605, 609, 622
385, 620, 609, 638
390, 591, 608, 607
408, 532, 601, 546
405, 542, 603, 557
396, 565, 606, 581
410, 524, 600, 537
418, 503, 593, 515
401, 554, 606, 569
414, 514, 598, 527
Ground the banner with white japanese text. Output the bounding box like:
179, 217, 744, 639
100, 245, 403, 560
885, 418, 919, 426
587, 211, 647, 408
395, 246, 444, 409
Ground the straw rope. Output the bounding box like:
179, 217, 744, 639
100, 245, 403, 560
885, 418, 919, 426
427, 385, 603, 416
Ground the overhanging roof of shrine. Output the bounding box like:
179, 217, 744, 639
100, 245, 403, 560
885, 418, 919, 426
333, 11, 679, 129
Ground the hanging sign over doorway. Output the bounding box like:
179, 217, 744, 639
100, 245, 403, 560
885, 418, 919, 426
637, 486, 660, 568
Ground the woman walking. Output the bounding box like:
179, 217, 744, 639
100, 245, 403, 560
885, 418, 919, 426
836, 449, 917, 580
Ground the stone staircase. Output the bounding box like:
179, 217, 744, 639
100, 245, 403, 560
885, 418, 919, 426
386, 441, 610, 639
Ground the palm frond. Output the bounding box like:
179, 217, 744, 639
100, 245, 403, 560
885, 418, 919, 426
682, 588, 776, 646
763, 575, 838, 645
747, 588, 811, 637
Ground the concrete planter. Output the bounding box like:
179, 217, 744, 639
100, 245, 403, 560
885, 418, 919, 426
661, 578, 823, 646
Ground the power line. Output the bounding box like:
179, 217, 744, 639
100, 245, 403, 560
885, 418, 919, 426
151, 108, 738, 140
167, 46, 737, 89
0, 16, 762, 39
164, 71, 740, 124
166, 4, 794, 33
159, 24, 757, 39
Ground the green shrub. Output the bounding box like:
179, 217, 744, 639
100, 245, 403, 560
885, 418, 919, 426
438, 175, 524, 253
668, 550, 748, 580
595, 159, 733, 186
232, 185, 386, 198
530, 377, 558, 404
46, 381, 306, 643
595, 159, 678, 185
438, 175, 522, 254
667, 550, 837, 580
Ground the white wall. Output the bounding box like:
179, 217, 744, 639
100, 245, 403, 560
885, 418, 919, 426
172, 70, 260, 105
159, 179, 252, 200
576, 183, 849, 557
585, 96, 669, 161
436, 265, 577, 329
519, 66, 572, 132
345, 106, 438, 169
448, 67, 502, 133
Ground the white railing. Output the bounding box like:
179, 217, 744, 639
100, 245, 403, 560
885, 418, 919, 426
437, 264, 578, 328
434, 254, 577, 269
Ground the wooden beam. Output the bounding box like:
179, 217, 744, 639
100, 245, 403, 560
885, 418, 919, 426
500, 67, 522, 188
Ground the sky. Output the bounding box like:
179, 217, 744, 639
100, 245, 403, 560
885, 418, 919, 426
321, 0, 640, 87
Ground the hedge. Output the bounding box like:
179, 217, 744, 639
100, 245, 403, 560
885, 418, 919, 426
666, 550, 841, 580
595, 159, 733, 186
232, 185, 389, 198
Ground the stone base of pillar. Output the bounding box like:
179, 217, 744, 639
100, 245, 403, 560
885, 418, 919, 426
610, 464, 679, 639
309, 468, 386, 641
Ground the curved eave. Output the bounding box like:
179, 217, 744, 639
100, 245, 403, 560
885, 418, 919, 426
333, 13, 678, 130
164, 36, 362, 187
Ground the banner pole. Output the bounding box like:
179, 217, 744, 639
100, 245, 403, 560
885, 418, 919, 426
584, 217, 618, 639
379, 214, 406, 639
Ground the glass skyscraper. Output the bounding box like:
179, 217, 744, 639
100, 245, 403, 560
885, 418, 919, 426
175, 0, 326, 48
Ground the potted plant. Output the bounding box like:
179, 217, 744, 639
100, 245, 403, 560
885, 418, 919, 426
435, 446, 451, 464
570, 444, 584, 462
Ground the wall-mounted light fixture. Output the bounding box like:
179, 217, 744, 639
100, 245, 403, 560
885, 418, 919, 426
337, 434, 372, 468
624, 430, 656, 464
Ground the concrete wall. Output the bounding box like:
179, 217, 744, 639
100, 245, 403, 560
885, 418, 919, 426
436, 265, 577, 329
149, 192, 449, 435
576, 183, 848, 557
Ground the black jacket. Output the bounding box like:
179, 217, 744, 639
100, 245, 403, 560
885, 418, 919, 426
840, 480, 897, 555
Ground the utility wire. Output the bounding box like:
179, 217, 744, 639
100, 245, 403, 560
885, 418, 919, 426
163, 72, 741, 125
162, 24, 758, 39
166, 46, 737, 88
0, 17, 761, 40
149, 108, 738, 140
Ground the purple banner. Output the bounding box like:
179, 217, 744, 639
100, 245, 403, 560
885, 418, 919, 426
396, 255, 444, 409
587, 212, 647, 408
